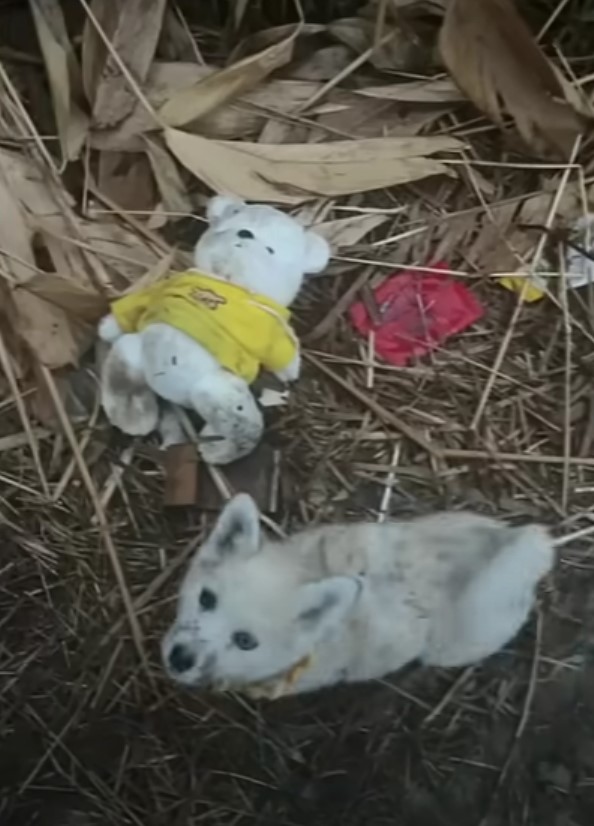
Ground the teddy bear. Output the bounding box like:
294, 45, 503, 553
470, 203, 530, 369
97, 196, 330, 465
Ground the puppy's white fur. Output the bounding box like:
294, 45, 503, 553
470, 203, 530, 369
162, 495, 554, 698
98, 197, 330, 464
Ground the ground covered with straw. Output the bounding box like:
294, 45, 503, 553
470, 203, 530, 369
2, 1, 594, 824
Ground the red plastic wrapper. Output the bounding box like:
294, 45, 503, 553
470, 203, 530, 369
349, 262, 484, 367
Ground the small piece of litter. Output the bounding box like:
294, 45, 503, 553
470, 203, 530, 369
259, 387, 289, 408
164, 443, 199, 507
198, 442, 283, 514
498, 265, 549, 302
565, 214, 594, 289
349, 261, 484, 366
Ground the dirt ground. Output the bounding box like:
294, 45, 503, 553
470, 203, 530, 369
2, 390, 594, 826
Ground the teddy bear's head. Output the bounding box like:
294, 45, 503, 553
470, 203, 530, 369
194, 196, 330, 307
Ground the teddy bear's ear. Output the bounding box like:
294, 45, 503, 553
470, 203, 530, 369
303, 230, 331, 274
206, 195, 245, 223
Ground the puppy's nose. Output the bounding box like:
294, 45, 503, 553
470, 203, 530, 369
237, 229, 254, 239
168, 643, 196, 674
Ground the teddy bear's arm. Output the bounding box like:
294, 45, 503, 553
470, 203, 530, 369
109, 285, 161, 334
261, 322, 301, 383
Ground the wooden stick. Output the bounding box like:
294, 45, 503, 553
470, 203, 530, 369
358, 448, 594, 470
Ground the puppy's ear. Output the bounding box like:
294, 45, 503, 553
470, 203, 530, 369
295, 576, 361, 639
200, 494, 261, 566
206, 195, 245, 224
303, 231, 331, 274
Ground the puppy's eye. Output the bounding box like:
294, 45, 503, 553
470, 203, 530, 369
232, 630, 258, 651
237, 229, 254, 239
266, 247, 274, 255
199, 588, 217, 611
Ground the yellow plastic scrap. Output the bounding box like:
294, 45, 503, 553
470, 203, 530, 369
498, 267, 549, 303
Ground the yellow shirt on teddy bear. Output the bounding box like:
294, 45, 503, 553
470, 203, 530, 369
110, 271, 298, 384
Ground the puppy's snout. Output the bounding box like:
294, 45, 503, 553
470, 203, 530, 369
168, 643, 196, 674
237, 229, 254, 239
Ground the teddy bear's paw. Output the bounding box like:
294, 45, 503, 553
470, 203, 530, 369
98, 314, 124, 343
274, 352, 301, 384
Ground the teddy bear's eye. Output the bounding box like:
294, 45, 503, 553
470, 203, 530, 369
237, 229, 254, 239
266, 247, 274, 255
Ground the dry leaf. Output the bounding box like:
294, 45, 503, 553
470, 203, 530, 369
160, 24, 301, 128
165, 129, 462, 204
290, 45, 353, 81
82, 0, 167, 127
371, 0, 445, 7
357, 77, 464, 104
312, 214, 388, 248
228, 23, 324, 62
157, 7, 199, 62
314, 90, 449, 140
29, 0, 89, 162
467, 202, 521, 271
258, 119, 311, 144
97, 151, 157, 212
18, 273, 107, 322
77, 221, 162, 285
0, 149, 104, 295
232, 0, 250, 30
431, 212, 478, 262
520, 185, 581, 227
91, 63, 321, 151
0, 165, 92, 368
32, 211, 161, 289
328, 17, 429, 72
0, 148, 151, 370
0, 148, 69, 217
122, 249, 176, 294
470, 184, 581, 274
11, 288, 89, 369
29, 364, 100, 428
144, 136, 192, 214
0, 190, 35, 281
439, 0, 586, 158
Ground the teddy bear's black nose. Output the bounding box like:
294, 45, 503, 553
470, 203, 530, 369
237, 229, 254, 239
168, 643, 196, 674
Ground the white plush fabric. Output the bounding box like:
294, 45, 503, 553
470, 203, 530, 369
98, 197, 330, 464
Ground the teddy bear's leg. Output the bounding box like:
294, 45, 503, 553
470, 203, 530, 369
101, 334, 160, 436
190, 371, 263, 465
158, 404, 187, 448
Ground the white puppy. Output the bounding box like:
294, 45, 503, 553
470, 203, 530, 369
162, 495, 554, 699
